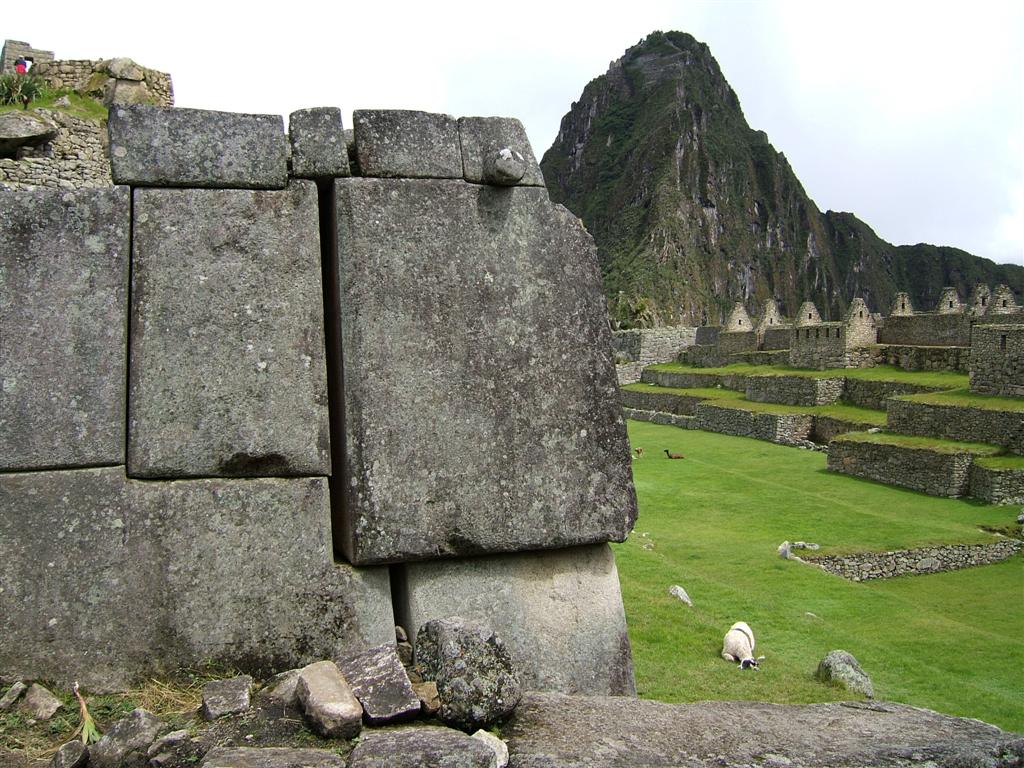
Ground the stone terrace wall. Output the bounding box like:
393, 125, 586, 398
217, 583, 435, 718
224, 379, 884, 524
788, 325, 847, 369
810, 415, 878, 444
640, 368, 750, 391
828, 438, 975, 497
1, 105, 636, 695
620, 388, 706, 416
842, 379, 942, 410
806, 540, 1021, 582
878, 313, 971, 347
717, 330, 757, 354
694, 403, 813, 446
744, 375, 844, 406
0, 109, 110, 189
969, 464, 1024, 505
695, 326, 720, 346
762, 327, 791, 350
886, 398, 1024, 455
970, 324, 1024, 396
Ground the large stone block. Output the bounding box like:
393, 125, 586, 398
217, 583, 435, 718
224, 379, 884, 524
458, 116, 544, 186
0, 187, 129, 470
333, 179, 636, 563
108, 105, 288, 188
399, 544, 635, 695
128, 182, 330, 478
288, 108, 351, 179
352, 110, 462, 178
0, 468, 394, 691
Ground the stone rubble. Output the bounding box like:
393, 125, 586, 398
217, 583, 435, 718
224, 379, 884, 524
88, 708, 163, 768
48, 740, 87, 768
816, 650, 874, 699
0, 680, 27, 711
335, 644, 420, 725
201, 675, 253, 720
295, 661, 362, 739
21, 684, 62, 720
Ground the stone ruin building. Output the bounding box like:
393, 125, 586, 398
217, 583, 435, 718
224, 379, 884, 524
0, 40, 173, 190
0, 105, 638, 695
668, 285, 1023, 381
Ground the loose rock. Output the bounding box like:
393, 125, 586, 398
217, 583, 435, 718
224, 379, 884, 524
348, 726, 496, 768
816, 650, 874, 698
147, 729, 203, 768
295, 661, 362, 739
471, 729, 509, 768
199, 747, 345, 768
413, 681, 441, 716
89, 708, 163, 768
0, 681, 27, 711
201, 675, 253, 720
254, 669, 301, 710
21, 683, 62, 720
336, 644, 420, 725
668, 585, 693, 606
49, 740, 87, 768
415, 617, 522, 731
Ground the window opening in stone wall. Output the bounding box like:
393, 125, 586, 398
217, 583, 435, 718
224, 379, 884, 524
949, 301, 954, 308
859, 310, 863, 318
815, 328, 819, 339
1002, 335, 1007, 350
982, 297, 987, 306
769, 318, 773, 324
901, 301, 906, 310
808, 313, 812, 319
1003, 299, 1008, 307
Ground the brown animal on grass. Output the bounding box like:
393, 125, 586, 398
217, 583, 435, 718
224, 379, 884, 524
664, 450, 685, 459
634, 447, 645, 459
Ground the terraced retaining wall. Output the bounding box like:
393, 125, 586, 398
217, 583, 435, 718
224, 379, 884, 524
744, 375, 844, 406
619, 388, 706, 416
717, 330, 758, 354
611, 327, 696, 366
842, 379, 942, 410
685, 344, 730, 368
694, 403, 813, 445
806, 539, 1022, 581
878, 313, 972, 347
827, 438, 976, 497
622, 407, 694, 429
762, 327, 791, 350
810, 416, 878, 444
969, 464, 1024, 505
640, 369, 750, 391
886, 398, 1024, 455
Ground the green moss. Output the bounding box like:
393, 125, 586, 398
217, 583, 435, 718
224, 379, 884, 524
834, 431, 1002, 455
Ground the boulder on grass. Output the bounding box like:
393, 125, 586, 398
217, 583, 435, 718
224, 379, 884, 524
816, 650, 874, 698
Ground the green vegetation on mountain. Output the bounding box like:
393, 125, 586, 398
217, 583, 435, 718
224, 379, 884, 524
541, 31, 1024, 326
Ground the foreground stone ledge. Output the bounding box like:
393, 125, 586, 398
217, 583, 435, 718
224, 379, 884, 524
128, 182, 330, 478
503, 692, 1023, 767
400, 544, 635, 696
334, 178, 636, 563
0, 468, 393, 691
108, 105, 288, 188
0, 186, 129, 470
457, 116, 545, 186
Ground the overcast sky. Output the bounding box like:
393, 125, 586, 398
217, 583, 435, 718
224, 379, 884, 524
13, 0, 1023, 265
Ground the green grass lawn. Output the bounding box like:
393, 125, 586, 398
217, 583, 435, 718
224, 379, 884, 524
0, 91, 107, 122
648, 361, 969, 389
897, 387, 1024, 412
834, 431, 1003, 454
615, 420, 1023, 731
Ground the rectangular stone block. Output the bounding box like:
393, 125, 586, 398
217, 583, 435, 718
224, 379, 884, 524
458, 116, 544, 186
333, 178, 637, 563
128, 182, 330, 478
0, 468, 394, 692
352, 110, 462, 178
0, 187, 129, 470
289, 107, 351, 178
399, 544, 635, 695
109, 105, 288, 188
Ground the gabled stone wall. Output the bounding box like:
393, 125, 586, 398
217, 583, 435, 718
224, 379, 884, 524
970, 325, 1024, 396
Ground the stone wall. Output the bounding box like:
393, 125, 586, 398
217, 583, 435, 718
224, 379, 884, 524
612, 326, 696, 365
969, 464, 1024, 505
877, 313, 972, 347
810, 415, 877, 444
695, 326, 720, 346
842, 378, 942, 410
717, 330, 758, 354
1, 105, 637, 694
744, 375, 844, 406
877, 344, 968, 373
970, 324, 1024, 396
615, 362, 645, 385
33, 58, 174, 107
886, 398, 1024, 455
621, 407, 695, 430
620, 388, 707, 416
0, 109, 110, 189
762, 327, 791, 350
694, 403, 813, 446
640, 368, 750, 391
684, 344, 729, 367
788, 324, 847, 369
805, 540, 1021, 582
827, 437, 976, 497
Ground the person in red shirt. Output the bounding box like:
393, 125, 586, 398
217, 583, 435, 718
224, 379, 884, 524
14, 58, 28, 74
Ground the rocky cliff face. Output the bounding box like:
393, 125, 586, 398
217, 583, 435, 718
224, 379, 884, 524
541, 31, 1024, 326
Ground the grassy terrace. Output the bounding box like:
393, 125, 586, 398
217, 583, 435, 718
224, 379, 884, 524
647, 362, 969, 389
622, 382, 888, 425
975, 455, 1024, 470
834, 431, 1003, 455
616, 420, 1023, 731
0, 91, 108, 122
896, 387, 1024, 412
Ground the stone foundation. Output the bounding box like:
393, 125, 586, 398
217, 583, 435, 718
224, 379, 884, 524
969, 463, 1024, 505
886, 398, 1023, 455
827, 438, 977, 497
744, 375, 845, 406
694, 403, 814, 446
